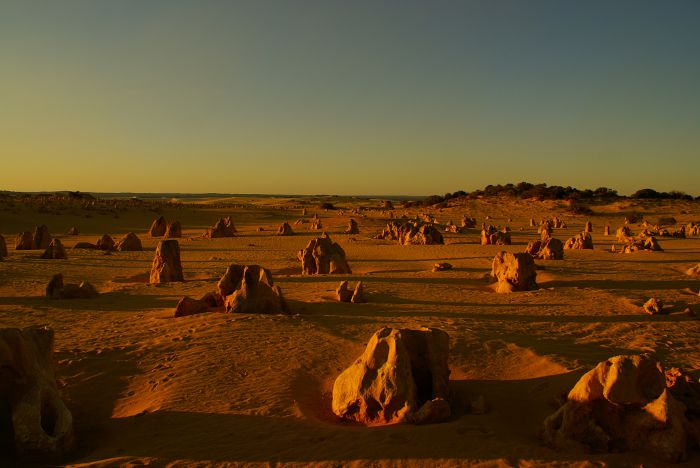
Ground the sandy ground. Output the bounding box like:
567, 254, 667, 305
1, 195, 699, 467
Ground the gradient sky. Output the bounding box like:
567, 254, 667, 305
1, 0, 699, 195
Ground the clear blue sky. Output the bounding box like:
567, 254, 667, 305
1, 0, 699, 195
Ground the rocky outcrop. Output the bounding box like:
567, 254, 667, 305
622, 236, 663, 253
376, 222, 444, 245
564, 232, 593, 250
204, 217, 236, 238
642, 298, 665, 315
336, 281, 364, 303
277, 222, 294, 236
115, 232, 142, 252
525, 238, 564, 260
149, 216, 167, 237
164, 221, 182, 239
311, 219, 323, 230
480, 225, 511, 246
222, 265, 288, 314
298, 234, 351, 275
345, 219, 359, 234
96, 234, 116, 251
541, 355, 700, 463
491, 251, 537, 293
32, 225, 52, 250
617, 226, 633, 242
15, 231, 34, 250
46, 274, 98, 299
461, 216, 477, 228
332, 327, 451, 425
41, 239, 67, 260
685, 263, 700, 278
0, 326, 74, 457
174, 292, 223, 318
584, 221, 593, 233
432, 262, 453, 272
150, 240, 184, 283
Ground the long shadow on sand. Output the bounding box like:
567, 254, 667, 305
0, 291, 177, 312
540, 278, 700, 290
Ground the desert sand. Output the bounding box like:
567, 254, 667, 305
1, 194, 699, 467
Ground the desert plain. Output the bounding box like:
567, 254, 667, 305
1, 193, 699, 467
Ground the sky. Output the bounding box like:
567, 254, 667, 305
1, 0, 699, 196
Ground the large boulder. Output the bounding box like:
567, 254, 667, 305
332, 327, 451, 425
204, 217, 236, 238
298, 234, 351, 275
164, 221, 182, 239
0, 234, 7, 258
277, 222, 294, 236
150, 240, 184, 283
40, 239, 67, 260
525, 238, 564, 260
376, 222, 444, 245
345, 219, 359, 234
95, 234, 115, 251
491, 251, 537, 293
541, 355, 700, 463
148, 216, 167, 237
115, 232, 142, 252
564, 232, 594, 250
15, 231, 34, 250
32, 225, 52, 250
223, 265, 288, 314
45, 274, 98, 299
0, 326, 74, 457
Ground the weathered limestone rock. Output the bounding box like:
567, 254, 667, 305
223, 265, 288, 314
622, 236, 663, 253
685, 263, 700, 278
96, 234, 115, 251
174, 292, 223, 318
277, 222, 294, 236
311, 219, 323, 230
332, 327, 451, 425
45, 274, 98, 299
41, 239, 67, 260
148, 216, 167, 237
461, 216, 477, 228
0, 234, 7, 258
15, 231, 34, 250
204, 217, 236, 238
32, 225, 52, 250
298, 234, 351, 275
115, 232, 142, 252
66, 227, 79, 236
480, 225, 511, 246
376, 222, 444, 245
643, 298, 665, 315
432, 262, 453, 272
584, 221, 593, 233
617, 226, 633, 242
150, 240, 184, 283
345, 219, 359, 234
336, 281, 364, 303
564, 232, 593, 250
0, 326, 74, 457
164, 221, 182, 239
604, 225, 610, 236
541, 355, 700, 463
491, 251, 538, 293
525, 238, 564, 260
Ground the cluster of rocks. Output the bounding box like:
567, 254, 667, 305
480, 225, 511, 246
525, 238, 564, 260
15, 225, 52, 250
72, 233, 142, 252
617, 235, 663, 253
147, 217, 182, 238
0, 326, 74, 457
174, 264, 288, 317
332, 327, 452, 425
461, 216, 477, 228
376, 222, 444, 245
541, 354, 700, 463
298, 234, 351, 274
564, 232, 593, 250
491, 251, 538, 293
46, 273, 98, 299
335, 281, 364, 303
204, 217, 236, 238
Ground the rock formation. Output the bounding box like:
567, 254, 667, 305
222, 265, 288, 314
525, 238, 564, 260
277, 222, 294, 236
40, 239, 67, 260
642, 298, 665, 315
622, 236, 663, 253
0, 234, 7, 258
376, 222, 444, 245
0, 326, 74, 457
115, 232, 142, 251
67, 227, 79, 236
311, 219, 323, 230
164, 221, 182, 239
174, 292, 223, 318
564, 232, 594, 250
15, 232, 34, 250
345, 218, 359, 234
432, 262, 453, 272
480, 225, 511, 246
685, 263, 700, 278
617, 226, 633, 242
461, 216, 477, 228
298, 234, 351, 274
32, 225, 52, 250
332, 327, 451, 425
604, 225, 610, 236
204, 217, 236, 238
584, 221, 593, 233
149, 216, 167, 237
96, 234, 115, 251
541, 355, 700, 463
150, 240, 184, 283
45, 273, 98, 299
336, 281, 364, 303
491, 251, 538, 293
